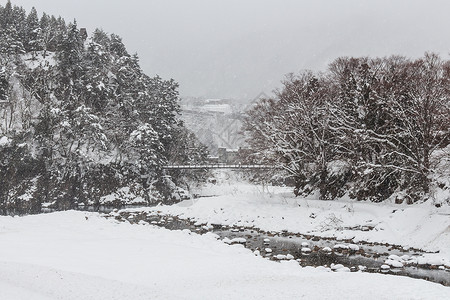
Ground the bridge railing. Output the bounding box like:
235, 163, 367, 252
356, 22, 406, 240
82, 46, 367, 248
162, 164, 279, 170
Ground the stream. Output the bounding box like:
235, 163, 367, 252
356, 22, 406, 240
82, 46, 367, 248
107, 210, 450, 286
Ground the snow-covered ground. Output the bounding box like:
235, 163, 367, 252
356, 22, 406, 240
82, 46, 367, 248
137, 172, 450, 268
0, 211, 449, 300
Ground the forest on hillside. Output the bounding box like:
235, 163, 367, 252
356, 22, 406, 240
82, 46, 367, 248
1, 1, 449, 216
243, 55, 450, 204
0, 1, 208, 214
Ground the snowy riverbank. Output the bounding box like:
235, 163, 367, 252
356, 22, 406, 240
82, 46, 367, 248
131, 175, 450, 269
1, 211, 449, 299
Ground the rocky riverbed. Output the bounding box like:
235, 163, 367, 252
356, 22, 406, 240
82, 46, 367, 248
108, 210, 450, 286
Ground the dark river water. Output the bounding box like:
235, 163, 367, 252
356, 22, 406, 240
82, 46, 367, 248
109, 210, 450, 286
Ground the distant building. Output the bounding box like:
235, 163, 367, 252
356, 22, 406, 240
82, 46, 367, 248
218, 147, 239, 164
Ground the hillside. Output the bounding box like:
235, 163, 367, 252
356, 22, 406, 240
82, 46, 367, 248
0, 1, 207, 215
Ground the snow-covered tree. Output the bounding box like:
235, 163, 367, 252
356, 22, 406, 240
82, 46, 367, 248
25, 7, 41, 54
0, 2, 197, 213
244, 55, 450, 203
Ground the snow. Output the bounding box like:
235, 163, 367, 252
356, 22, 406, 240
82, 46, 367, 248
385, 259, 404, 268
99, 187, 147, 206
230, 237, 247, 244
140, 176, 450, 267
349, 244, 360, 251
0, 211, 449, 299
327, 160, 351, 176
0, 136, 11, 146
331, 264, 350, 272
334, 244, 349, 250
335, 267, 351, 272
22, 52, 57, 70
222, 237, 232, 244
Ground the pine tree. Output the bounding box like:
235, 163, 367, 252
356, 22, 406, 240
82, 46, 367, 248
0, 2, 204, 212
2, 26, 25, 55
38, 13, 51, 56
56, 21, 84, 102
25, 7, 41, 54
110, 34, 129, 57
12, 5, 27, 47
0, 1, 13, 29
83, 31, 112, 110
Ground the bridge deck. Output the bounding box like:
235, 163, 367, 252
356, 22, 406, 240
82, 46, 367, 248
163, 164, 277, 170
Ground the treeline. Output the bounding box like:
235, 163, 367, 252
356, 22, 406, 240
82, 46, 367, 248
0, 1, 208, 215
244, 54, 450, 203
0, 1, 66, 55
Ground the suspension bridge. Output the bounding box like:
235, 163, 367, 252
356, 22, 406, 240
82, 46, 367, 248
162, 164, 279, 170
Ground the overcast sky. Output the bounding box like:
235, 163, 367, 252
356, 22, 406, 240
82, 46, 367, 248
3, 0, 450, 99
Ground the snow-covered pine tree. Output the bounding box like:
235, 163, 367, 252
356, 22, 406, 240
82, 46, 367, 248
25, 7, 41, 55
0, 2, 208, 214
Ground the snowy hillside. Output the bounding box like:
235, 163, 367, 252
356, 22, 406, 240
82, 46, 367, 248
0, 2, 208, 214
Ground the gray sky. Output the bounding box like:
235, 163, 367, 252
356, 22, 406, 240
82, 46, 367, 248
3, 0, 450, 99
